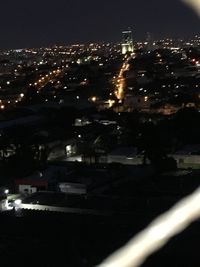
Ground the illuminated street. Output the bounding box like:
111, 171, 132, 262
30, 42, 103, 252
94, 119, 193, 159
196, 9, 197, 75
30, 68, 63, 91
114, 57, 131, 102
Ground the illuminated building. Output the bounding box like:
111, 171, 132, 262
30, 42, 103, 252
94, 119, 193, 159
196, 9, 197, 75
121, 28, 134, 54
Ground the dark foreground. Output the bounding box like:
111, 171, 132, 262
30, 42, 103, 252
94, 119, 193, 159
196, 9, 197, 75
0, 207, 200, 267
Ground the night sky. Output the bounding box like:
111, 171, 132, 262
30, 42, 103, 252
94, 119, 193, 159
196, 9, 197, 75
1, 0, 200, 49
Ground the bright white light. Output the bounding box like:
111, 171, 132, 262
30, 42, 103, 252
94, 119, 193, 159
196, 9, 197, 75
91, 96, 97, 102
4, 189, 9, 194
98, 186, 200, 267
66, 145, 72, 154
14, 199, 22, 205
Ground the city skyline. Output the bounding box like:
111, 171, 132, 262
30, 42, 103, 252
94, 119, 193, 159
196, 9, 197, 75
0, 0, 200, 49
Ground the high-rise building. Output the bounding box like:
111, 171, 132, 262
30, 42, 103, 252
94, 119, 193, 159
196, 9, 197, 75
122, 28, 134, 54
146, 32, 154, 51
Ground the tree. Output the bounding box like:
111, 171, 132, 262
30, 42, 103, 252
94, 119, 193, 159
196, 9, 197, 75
139, 122, 177, 172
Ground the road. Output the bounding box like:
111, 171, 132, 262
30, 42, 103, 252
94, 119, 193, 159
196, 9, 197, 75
30, 68, 63, 91
114, 57, 131, 102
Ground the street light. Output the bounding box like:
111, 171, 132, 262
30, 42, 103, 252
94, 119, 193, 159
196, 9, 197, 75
4, 189, 9, 194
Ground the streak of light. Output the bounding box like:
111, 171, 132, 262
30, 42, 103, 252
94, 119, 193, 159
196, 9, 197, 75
114, 60, 130, 101
98, 186, 200, 267
182, 0, 200, 15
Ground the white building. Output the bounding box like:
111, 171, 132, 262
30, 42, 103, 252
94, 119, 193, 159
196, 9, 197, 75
105, 147, 144, 165
171, 144, 200, 169
58, 182, 86, 195
121, 29, 134, 55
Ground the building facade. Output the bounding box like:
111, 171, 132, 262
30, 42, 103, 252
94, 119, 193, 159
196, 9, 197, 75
122, 29, 134, 54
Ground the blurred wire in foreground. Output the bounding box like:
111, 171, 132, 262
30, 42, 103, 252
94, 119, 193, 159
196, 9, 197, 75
182, 0, 200, 15
97, 187, 200, 267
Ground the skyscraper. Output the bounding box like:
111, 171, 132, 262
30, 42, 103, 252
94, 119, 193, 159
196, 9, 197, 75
146, 32, 154, 51
122, 28, 134, 55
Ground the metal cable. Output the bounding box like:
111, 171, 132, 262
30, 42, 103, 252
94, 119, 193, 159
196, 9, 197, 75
182, 0, 200, 15
97, 187, 200, 267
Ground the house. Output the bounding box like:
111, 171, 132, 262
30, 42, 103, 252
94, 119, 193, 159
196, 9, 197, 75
47, 139, 77, 160
103, 146, 144, 165
171, 144, 200, 169
15, 166, 69, 194
58, 182, 86, 195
